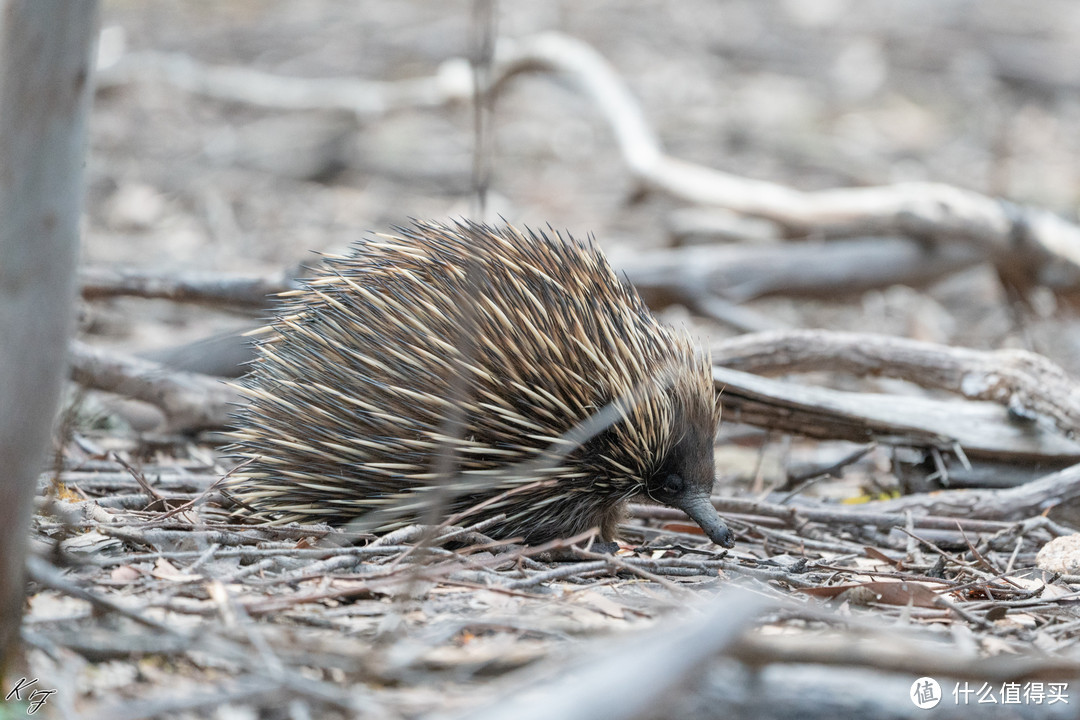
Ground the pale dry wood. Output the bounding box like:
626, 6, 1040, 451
69, 341, 239, 432
82, 677, 294, 720
613, 236, 980, 303
0, 0, 98, 678
79, 265, 293, 307
713, 366, 1080, 461
632, 501, 1017, 534
95, 31, 1080, 288
499, 34, 1080, 288
96, 48, 475, 116
713, 329, 1080, 439
864, 461, 1080, 521
729, 630, 1080, 682
666, 206, 783, 244
462, 588, 768, 720
139, 331, 256, 379
505, 34, 1080, 287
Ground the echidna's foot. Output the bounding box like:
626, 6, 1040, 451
589, 540, 620, 555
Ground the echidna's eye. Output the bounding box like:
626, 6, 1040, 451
661, 474, 684, 496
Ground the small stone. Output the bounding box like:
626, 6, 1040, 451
1035, 534, 1080, 574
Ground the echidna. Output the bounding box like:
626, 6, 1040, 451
225, 220, 734, 547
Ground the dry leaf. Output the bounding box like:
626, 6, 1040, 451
152, 558, 201, 582
800, 580, 941, 608
572, 590, 627, 620
60, 530, 123, 556
862, 546, 900, 567
110, 565, 141, 583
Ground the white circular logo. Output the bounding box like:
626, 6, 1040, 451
911, 677, 942, 709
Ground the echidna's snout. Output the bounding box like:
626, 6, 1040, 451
648, 423, 735, 547
645, 467, 735, 547
674, 492, 735, 548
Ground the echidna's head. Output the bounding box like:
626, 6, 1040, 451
637, 369, 734, 548
589, 341, 734, 548
643, 410, 733, 548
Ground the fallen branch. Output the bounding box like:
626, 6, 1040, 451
498, 33, 1080, 288
613, 236, 980, 304
713, 329, 1080, 439
713, 365, 1080, 461
862, 461, 1080, 521
729, 629, 1080, 683
25, 556, 175, 634
462, 588, 768, 720
79, 266, 293, 308
137, 331, 254, 379
96, 32, 1080, 289
69, 341, 238, 432
96, 49, 475, 117
632, 500, 1017, 534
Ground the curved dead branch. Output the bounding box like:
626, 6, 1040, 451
95, 32, 1080, 289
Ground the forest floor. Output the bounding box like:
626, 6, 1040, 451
11, 1, 1080, 718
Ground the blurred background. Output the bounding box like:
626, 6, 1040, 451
86, 0, 1080, 365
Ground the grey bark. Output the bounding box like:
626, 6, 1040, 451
0, 0, 98, 679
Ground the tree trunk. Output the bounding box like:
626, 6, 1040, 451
0, 0, 98, 681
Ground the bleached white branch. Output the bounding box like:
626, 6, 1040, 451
96, 32, 1080, 286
